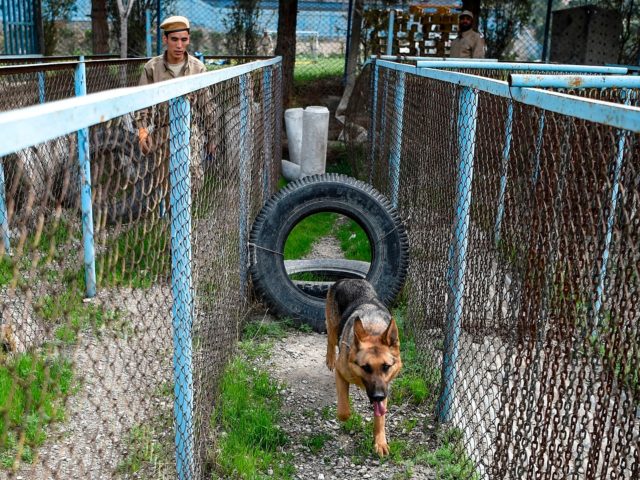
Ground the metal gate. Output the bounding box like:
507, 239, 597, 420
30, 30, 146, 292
1, 0, 41, 55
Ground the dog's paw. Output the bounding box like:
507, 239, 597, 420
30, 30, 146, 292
325, 357, 335, 371
374, 440, 390, 457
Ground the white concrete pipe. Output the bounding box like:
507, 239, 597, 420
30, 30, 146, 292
300, 106, 330, 178
284, 107, 304, 166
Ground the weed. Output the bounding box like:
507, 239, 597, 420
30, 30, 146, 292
417, 428, 479, 480
320, 405, 333, 420
302, 433, 332, 454
0, 353, 75, 468
390, 308, 440, 408
0, 256, 12, 288
116, 413, 173, 477
334, 219, 371, 262
284, 212, 337, 260
212, 355, 292, 479
97, 221, 170, 289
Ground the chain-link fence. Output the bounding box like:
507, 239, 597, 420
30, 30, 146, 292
0, 58, 281, 478
345, 59, 639, 478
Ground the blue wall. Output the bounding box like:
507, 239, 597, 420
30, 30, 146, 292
72, 0, 349, 39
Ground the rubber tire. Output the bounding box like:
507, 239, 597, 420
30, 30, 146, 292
249, 173, 408, 332
90, 126, 159, 225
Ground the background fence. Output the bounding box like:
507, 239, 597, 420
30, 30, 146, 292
344, 58, 639, 478
0, 57, 281, 478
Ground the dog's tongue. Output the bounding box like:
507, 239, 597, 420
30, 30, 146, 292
373, 401, 386, 417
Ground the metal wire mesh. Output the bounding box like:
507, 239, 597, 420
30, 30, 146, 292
346, 63, 639, 479
0, 61, 281, 478
0, 59, 148, 112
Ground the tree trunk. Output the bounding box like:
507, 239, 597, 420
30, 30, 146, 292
275, 0, 298, 109
335, 0, 363, 126
116, 0, 135, 58
92, 0, 110, 54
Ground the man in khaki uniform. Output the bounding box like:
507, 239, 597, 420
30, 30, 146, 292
135, 15, 214, 205
449, 10, 485, 59
137, 15, 208, 154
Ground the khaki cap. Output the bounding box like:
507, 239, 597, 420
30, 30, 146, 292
160, 16, 190, 33
459, 10, 474, 19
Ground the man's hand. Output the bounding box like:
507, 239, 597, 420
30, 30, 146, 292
138, 127, 152, 155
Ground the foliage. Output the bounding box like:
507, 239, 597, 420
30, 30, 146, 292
42, 0, 77, 56
479, 0, 534, 59
223, 0, 260, 56
212, 353, 291, 478
0, 353, 75, 468
107, 0, 177, 57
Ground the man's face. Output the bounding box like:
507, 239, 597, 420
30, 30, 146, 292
163, 30, 190, 63
459, 15, 473, 32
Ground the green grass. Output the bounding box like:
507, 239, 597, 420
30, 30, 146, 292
0, 353, 75, 468
0, 256, 11, 288
420, 429, 479, 480
210, 319, 302, 478
284, 212, 338, 260
293, 56, 344, 85
212, 356, 292, 479
33, 269, 119, 345
334, 219, 371, 262
97, 221, 170, 289
302, 433, 333, 454
390, 308, 440, 408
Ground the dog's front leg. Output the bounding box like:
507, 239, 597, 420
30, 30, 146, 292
373, 399, 389, 456
335, 372, 351, 421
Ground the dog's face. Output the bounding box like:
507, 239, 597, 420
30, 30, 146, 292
349, 317, 402, 416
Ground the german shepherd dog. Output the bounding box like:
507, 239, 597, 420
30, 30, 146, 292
325, 279, 402, 456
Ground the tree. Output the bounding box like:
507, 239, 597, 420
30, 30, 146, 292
336, 0, 364, 125
41, 0, 76, 56
107, 0, 175, 57
479, 0, 534, 59
275, 0, 298, 109
91, 0, 110, 54
224, 0, 260, 55
115, 0, 135, 58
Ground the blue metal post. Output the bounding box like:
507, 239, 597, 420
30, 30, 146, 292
262, 68, 272, 201
389, 72, 405, 208
37, 71, 46, 103
437, 86, 479, 423
0, 160, 9, 254
368, 62, 380, 184
75, 57, 96, 298
593, 90, 633, 326
386, 9, 395, 56
169, 95, 194, 480
494, 99, 513, 245
145, 9, 152, 57
239, 75, 250, 299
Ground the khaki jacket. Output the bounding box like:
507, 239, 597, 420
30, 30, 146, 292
450, 30, 485, 59
135, 52, 209, 130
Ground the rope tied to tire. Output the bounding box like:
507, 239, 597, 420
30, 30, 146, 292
249, 173, 409, 332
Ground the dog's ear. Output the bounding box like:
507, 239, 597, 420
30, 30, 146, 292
383, 318, 399, 347
353, 317, 367, 347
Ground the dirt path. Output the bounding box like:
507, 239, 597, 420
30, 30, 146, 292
260, 323, 437, 480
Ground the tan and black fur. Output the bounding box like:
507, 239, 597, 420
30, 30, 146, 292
325, 279, 402, 456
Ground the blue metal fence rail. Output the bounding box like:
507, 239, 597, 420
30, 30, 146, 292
0, 56, 281, 480
372, 58, 640, 475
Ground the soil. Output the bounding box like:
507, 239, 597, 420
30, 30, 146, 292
258, 318, 438, 480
